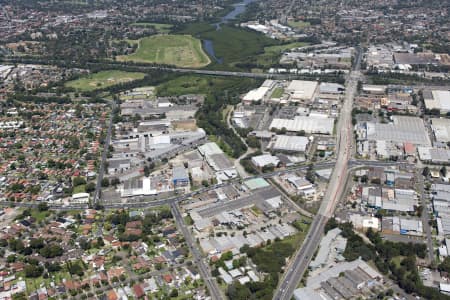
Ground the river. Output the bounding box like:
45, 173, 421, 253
202, 0, 256, 64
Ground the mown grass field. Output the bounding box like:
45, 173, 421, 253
116, 35, 210, 68
288, 20, 311, 30
65, 70, 145, 91
270, 87, 284, 98
130, 22, 173, 33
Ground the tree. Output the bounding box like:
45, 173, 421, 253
45, 262, 62, 272
85, 182, 96, 193
439, 257, 450, 273
67, 261, 84, 276
101, 178, 109, 187
96, 237, 105, 247
38, 202, 49, 211
360, 174, 368, 183
72, 176, 86, 187
24, 264, 44, 278
39, 244, 63, 258
144, 165, 150, 177
297, 130, 306, 136
441, 166, 447, 178
246, 136, 260, 148
306, 164, 315, 184
170, 289, 178, 298
29, 238, 45, 249
110, 177, 120, 186
422, 167, 430, 177
325, 218, 339, 233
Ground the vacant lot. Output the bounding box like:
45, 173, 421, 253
65, 70, 145, 91
156, 74, 258, 97
288, 20, 311, 30
256, 41, 310, 67
117, 35, 210, 68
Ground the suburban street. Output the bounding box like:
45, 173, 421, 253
170, 203, 224, 300
272, 47, 363, 300
93, 99, 116, 206
418, 171, 435, 264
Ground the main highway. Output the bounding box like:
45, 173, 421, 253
0, 57, 342, 80
272, 48, 363, 300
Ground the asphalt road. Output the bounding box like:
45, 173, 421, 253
417, 172, 435, 264
0, 57, 307, 80
93, 99, 116, 205
170, 203, 224, 300
0, 159, 405, 211
272, 48, 363, 300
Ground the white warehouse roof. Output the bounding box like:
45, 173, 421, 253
270, 116, 334, 135
425, 90, 450, 112
198, 142, 223, 156
366, 116, 431, 146
286, 80, 318, 101
319, 82, 345, 94
251, 154, 280, 168
243, 87, 270, 102
272, 135, 309, 152
431, 118, 450, 142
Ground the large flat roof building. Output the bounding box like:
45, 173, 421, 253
270, 116, 334, 135
424, 90, 450, 113
294, 259, 383, 300
243, 87, 270, 104
365, 116, 431, 146
271, 135, 310, 152
198, 142, 223, 156
251, 154, 280, 168
319, 82, 345, 94
286, 80, 318, 103
431, 118, 450, 143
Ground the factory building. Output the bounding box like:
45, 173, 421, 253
270, 116, 335, 135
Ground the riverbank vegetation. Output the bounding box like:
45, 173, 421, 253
175, 23, 319, 70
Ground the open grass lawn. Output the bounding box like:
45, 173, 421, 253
30, 210, 51, 222
288, 20, 311, 30
270, 87, 284, 98
117, 35, 210, 68
73, 184, 86, 194
65, 70, 145, 91
130, 22, 173, 33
